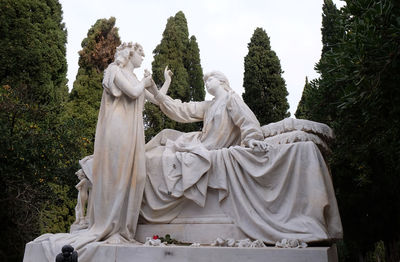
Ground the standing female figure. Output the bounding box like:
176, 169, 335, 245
29, 43, 172, 262
89, 42, 159, 243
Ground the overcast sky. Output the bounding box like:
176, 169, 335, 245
59, 0, 344, 116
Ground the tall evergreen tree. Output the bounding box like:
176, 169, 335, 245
0, 0, 68, 104
295, 77, 313, 119
0, 1, 83, 261
305, 0, 342, 124
144, 11, 204, 141
186, 36, 205, 102
65, 17, 120, 154
242, 27, 290, 125
304, 0, 400, 260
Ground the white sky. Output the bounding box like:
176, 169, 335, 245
59, 0, 344, 116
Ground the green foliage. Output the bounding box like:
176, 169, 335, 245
303, 0, 400, 260
366, 241, 386, 262
64, 17, 120, 154
0, 0, 68, 105
321, 0, 343, 55
145, 11, 205, 141
39, 183, 76, 234
77, 17, 120, 72
159, 234, 180, 245
0, 1, 85, 261
295, 77, 313, 119
242, 27, 290, 125
0, 84, 83, 262
186, 36, 206, 102
306, 0, 344, 124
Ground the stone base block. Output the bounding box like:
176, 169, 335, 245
135, 223, 247, 243
24, 242, 338, 262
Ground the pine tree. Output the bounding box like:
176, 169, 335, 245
295, 77, 313, 119
144, 11, 204, 141
242, 27, 290, 126
65, 17, 120, 154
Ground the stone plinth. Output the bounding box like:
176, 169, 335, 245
24, 242, 338, 262
137, 189, 247, 243
136, 223, 246, 244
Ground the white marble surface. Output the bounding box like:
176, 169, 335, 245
26, 69, 343, 262
24, 242, 338, 262
137, 189, 245, 243
142, 71, 343, 244
166, 189, 233, 224
136, 224, 246, 244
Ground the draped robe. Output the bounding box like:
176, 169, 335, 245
28, 64, 147, 262
142, 92, 343, 243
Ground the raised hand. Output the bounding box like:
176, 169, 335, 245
164, 66, 173, 82
160, 66, 173, 95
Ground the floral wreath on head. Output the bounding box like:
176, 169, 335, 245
114, 42, 144, 67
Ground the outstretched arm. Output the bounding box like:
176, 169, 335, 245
144, 89, 159, 105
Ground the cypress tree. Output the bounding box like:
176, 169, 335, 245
65, 17, 120, 154
186, 36, 205, 102
320, 0, 342, 56
295, 77, 313, 119
0, 0, 68, 104
242, 27, 290, 125
306, 0, 342, 124
144, 11, 204, 141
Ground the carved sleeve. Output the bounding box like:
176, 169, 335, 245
155, 93, 209, 123
227, 93, 264, 146
103, 64, 145, 99
102, 64, 123, 97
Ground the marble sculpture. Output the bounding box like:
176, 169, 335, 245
25, 42, 342, 262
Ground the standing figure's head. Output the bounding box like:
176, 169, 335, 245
114, 42, 145, 68
203, 71, 233, 96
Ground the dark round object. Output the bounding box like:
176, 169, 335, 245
55, 245, 78, 262
61, 245, 74, 254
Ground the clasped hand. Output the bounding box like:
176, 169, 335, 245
143, 69, 155, 88
144, 66, 173, 97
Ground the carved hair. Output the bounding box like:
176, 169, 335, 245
114, 42, 144, 67
203, 71, 233, 92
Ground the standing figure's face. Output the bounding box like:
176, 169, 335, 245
205, 76, 220, 96
130, 50, 144, 68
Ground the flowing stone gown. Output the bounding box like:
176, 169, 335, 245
141, 91, 343, 243
27, 64, 147, 262
89, 64, 146, 242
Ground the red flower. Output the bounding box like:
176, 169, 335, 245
152, 235, 159, 240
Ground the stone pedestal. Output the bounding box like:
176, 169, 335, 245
137, 189, 247, 243
23, 242, 338, 262
136, 223, 246, 244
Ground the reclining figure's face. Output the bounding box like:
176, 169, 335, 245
205, 76, 220, 96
